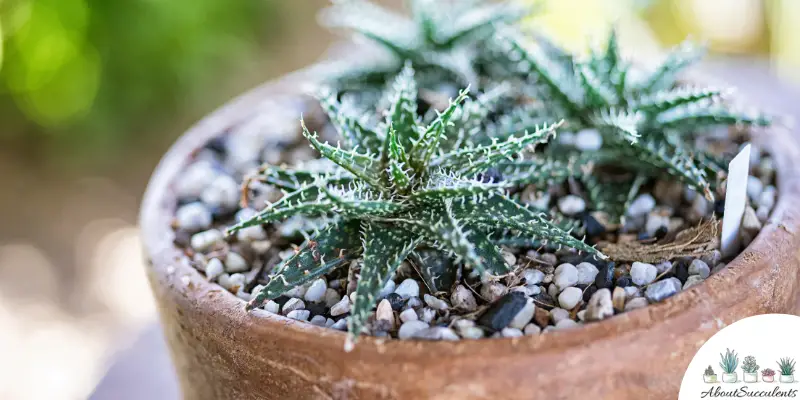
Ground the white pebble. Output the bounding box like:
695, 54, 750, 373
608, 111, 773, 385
237, 225, 267, 242
287, 310, 310, 321
399, 308, 418, 323
190, 229, 224, 252
398, 320, 429, 339
689, 259, 710, 279
553, 263, 579, 290
418, 308, 436, 323
509, 299, 536, 329
624, 297, 648, 311
176, 161, 216, 199
412, 327, 459, 341
645, 279, 679, 302
645, 213, 670, 237
746, 175, 763, 202
683, 275, 705, 290
331, 318, 348, 331
224, 252, 249, 273
423, 294, 449, 311
554, 319, 578, 330
324, 289, 341, 308
175, 202, 212, 231
524, 323, 542, 335
630, 262, 658, 286
558, 287, 583, 310
325, 318, 335, 328
205, 258, 224, 280
523, 269, 545, 285
480, 281, 508, 302
394, 278, 420, 299
557, 195, 586, 215
219, 273, 245, 291
655, 261, 672, 274
574, 128, 603, 151
303, 279, 328, 303
585, 288, 613, 321
264, 300, 280, 314
550, 307, 570, 324
330, 297, 351, 316
459, 326, 485, 339
501, 250, 517, 267
501, 327, 523, 338
627, 194, 656, 218
284, 285, 305, 298
378, 279, 397, 299
758, 185, 776, 210
575, 262, 599, 285
281, 298, 305, 315
376, 299, 395, 330
201, 174, 240, 211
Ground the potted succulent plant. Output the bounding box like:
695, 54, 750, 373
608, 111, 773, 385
762, 368, 776, 383
704, 366, 719, 384
742, 355, 759, 383
720, 349, 740, 383
141, 1, 800, 398
778, 358, 796, 383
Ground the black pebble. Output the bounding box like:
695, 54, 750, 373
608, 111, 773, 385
595, 262, 615, 289
272, 295, 292, 308
205, 136, 228, 155
305, 302, 327, 317
558, 253, 584, 266
385, 292, 405, 311
583, 213, 606, 237
583, 285, 598, 302
532, 292, 556, 310
173, 230, 192, 248
714, 199, 726, 217
674, 259, 690, 282
654, 226, 668, 240
478, 292, 528, 331
637, 232, 651, 241
615, 275, 632, 287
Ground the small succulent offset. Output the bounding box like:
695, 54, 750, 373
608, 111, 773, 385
493, 28, 771, 216
719, 348, 739, 374
704, 366, 715, 376
778, 358, 796, 376
762, 368, 776, 377
742, 356, 759, 374
321, 0, 534, 91
228, 64, 600, 344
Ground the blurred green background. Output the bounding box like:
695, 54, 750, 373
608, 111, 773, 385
0, 1, 797, 399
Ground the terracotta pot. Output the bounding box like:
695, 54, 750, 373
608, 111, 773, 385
140, 64, 800, 399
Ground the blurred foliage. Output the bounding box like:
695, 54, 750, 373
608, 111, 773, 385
0, 0, 283, 166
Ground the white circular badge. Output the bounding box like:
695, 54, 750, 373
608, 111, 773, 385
679, 314, 800, 399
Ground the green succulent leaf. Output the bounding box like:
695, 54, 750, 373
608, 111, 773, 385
302, 120, 385, 189
318, 87, 383, 152
228, 185, 329, 234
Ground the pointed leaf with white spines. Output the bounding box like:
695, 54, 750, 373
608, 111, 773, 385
638, 40, 706, 92
411, 88, 471, 172
494, 157, 582, 187
317, 87, 383, 153
383, 126, 413, 192
246, 220, 362, 310
655, 103, 772, 129
227, 185, 330, 235
406, 170, 506, 205
386, 62, 420, 151
320, 183, 406, 218
577, 62, 618, 108
348, 222, 420, 342
631, 86, 727, 115
302, 119, 385, 189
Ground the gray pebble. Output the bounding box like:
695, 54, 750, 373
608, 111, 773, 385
523, 323, 542, 335
480, 281, 508, 302
701, 250, 722, 267
624, 297, 648, 311
286, 310, 310, 322
418, 308, 436, 324
655, 261, 673, 274
331, 318, 348, 331
558, 287, 583, 310
689, 259, 710, 279
175, 202, 212, 232
630, 262, 658, 286
756, 206, 770, 224
324, 289, 341, 308
325, 318, 336, 328
459, 326, 485, 339
394, 278, 420, 299
575, 262, 599, 285
176, 161, 216, 199
450, 285, 478, 312
758, 185, 776, 210
645, 278, 680, 302
378, 280, 397, 299
645, 213, 670, 237
557, 195, 586, 215
398, 320, 430, 339
550, 307, 570, 324
264, 300, 280, 314
523, 269, 545, 285
624, 286, 640, 298
500, 327, 523, 338
423, 294, 449, 311
310, 315, 327, 327
201, 174, 240, 211
746, 175, 763, 202
683, 275, 705, 290
501, 250, 517, 267
303, 279, 328, 303
399, 308, 418, 323
405, 296, 423, 309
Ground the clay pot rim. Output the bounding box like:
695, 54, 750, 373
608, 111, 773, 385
140, 64, 800, 358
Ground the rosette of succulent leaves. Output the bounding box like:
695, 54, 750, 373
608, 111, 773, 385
320, 0, 535, 95
228, 64, 602, 344
491, 28, 771, 223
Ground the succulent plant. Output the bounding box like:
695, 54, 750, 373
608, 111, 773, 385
762, 368, 776, 377
320, 0, 534, 91
778, 358, 796, 376
492, 28, 771, 218
228, 64, 601, 345
742, 355, 759, 374
719, 348, 740, 374
704, 366, 715, 376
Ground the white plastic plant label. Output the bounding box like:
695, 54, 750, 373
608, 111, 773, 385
721, 144, 751, 258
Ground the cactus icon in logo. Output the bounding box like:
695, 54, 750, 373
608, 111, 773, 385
719, 348, 740, 383
703, 366, 719, 383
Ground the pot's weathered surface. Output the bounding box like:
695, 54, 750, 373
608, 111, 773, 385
141, 65, 800, 399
